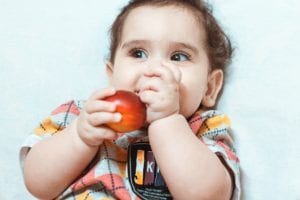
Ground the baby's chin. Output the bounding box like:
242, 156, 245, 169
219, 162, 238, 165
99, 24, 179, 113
180, 109, 196, 120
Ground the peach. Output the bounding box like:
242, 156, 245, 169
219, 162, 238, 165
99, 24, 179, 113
104, 90, 146, 133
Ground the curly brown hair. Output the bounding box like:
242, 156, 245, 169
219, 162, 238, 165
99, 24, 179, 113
108, 0, 233, 70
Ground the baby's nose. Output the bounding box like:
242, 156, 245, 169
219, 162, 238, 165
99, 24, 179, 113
147, 59, 165, 68
146, 60, 182, 83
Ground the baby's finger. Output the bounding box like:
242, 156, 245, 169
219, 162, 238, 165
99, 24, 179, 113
139, 89, 157, 106
85, 100, 116, 114
139, 78, 161, 93
89, 87, 116, 101
91, 126, 118, 141
165, 63, 182, 83
82, 125, 118, 146
88, 112, 122, 127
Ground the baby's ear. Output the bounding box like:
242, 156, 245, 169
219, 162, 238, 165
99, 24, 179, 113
202, 69, 224, 108
106, 62, 114, 83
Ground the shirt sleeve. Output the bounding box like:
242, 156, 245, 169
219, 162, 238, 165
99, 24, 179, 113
19, 100, 84, 172
189, 110, 241, 200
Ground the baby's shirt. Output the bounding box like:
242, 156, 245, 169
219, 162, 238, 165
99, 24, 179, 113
20, 100, 241, 200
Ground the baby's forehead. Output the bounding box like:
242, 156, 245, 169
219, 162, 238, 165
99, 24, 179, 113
126, 4, 204, 24
120, 5, 207, 46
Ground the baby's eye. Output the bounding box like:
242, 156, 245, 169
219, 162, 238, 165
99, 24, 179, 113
171, 52, 189, 62
130, 48, 148, 59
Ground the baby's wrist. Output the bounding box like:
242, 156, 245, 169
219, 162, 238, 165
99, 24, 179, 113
149, 113, 184, 131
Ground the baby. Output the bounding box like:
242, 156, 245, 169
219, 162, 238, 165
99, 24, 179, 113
20, 0, 240, 199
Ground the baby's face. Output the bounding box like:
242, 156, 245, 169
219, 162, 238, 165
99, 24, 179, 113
107, 5, 211, 118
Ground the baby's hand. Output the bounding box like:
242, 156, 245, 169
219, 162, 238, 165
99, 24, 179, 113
138, 64, 181, 124
76, 88, 122, 146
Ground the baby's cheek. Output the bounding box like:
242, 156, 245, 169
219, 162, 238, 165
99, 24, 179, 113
179, 90, 202, 118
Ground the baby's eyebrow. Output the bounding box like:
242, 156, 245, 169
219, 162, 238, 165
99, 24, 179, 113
121, 40, 149, 49
170, 42, 199, 55
121, 40, 199, 54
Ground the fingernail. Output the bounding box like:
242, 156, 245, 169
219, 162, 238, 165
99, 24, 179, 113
115, 113, 122, 121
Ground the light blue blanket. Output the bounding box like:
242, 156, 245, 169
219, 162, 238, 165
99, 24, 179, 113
0, 0, 299, 199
